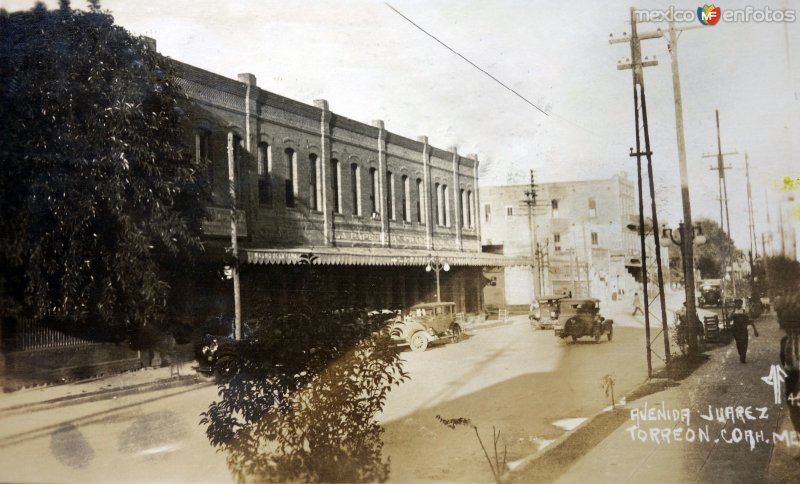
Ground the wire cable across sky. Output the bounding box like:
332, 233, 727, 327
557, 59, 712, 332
385, 3, 549, 116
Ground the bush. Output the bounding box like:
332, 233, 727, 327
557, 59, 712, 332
776, 293, 800, 330
201, 308, 408, 483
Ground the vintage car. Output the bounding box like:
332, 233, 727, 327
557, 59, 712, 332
553, 298, 613, 343
697, 279, 723, 308
389, 302, 464, 352
529, 296, 565, 330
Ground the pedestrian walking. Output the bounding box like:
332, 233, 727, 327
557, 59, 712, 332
631, 292, 643, 316
731, 298, 758, 363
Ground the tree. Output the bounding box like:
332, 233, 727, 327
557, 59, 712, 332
693, 218, 740, 279
0, 3, 208, 341
202, 306, 407, 482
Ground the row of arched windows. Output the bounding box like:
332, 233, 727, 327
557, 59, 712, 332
196, 130, 476, 229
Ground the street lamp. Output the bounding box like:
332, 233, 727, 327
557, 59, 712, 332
426, 255, 450, 302
662, 222, 705, 347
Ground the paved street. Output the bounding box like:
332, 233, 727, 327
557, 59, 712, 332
381, 300, 669, 482
0, 293, 684, 483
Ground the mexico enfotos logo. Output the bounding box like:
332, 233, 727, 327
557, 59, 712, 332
636, 5, 797, 24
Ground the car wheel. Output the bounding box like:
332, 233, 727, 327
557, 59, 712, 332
607, 328, 613, 341
594, 332, 601, 343
571, 334, 578, 343
410, 331, 429, 352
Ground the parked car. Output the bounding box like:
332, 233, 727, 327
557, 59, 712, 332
697, 279, 722, 308
529, 295, 566, 330
389, 302, 464, 352
193, 317, 254, 376
553, 298, 613, 343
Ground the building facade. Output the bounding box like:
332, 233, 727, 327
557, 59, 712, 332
481, 174, 647, 307
171, 57, 527, 320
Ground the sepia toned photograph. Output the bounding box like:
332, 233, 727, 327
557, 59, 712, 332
0, 0, 798, 482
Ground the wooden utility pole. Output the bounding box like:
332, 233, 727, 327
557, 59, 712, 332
703, 110, 737, 238
611, 7, 671, 369
745, 153, 758, 259
227, 133, 242, 341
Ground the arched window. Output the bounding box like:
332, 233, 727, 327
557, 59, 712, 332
588, 198, 597, 218
443, 184, 450, 227
369, 168, 378, 215
434, 182, 441, 226
460, 189, 467, 228
331, 159, 341, 213
232, 134, 245, 201
386, 171, 395, 220
467, 190, 474, 228
257, 142, 271, 206
285, 148, 297, 208
416, 178, 425, 224
309, 154, 320, 211
402, 175, 410, 223
350, 163, 361, 216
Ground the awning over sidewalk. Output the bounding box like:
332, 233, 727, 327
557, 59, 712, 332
243, 246, 532, 268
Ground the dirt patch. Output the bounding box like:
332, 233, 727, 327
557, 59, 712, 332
652, 353, 710, 381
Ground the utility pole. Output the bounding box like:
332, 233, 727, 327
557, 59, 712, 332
703, 110, 738, 305
703, 110, 737, 238
227, 132, 242, 341
664, 8, 703, 356
745, 153, 758, 259
525, 170, 541, 298
611, 7, 671, 370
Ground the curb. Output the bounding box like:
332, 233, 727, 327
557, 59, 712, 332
0, 372, 211, 417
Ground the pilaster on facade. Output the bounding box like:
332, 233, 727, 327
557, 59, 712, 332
419, 136, 434, 250
374, 120, 389, 247
314, 99, 333, 246
469, 153, 481, 246
450, 147, 463, 251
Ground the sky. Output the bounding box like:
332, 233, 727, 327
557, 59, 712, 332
3, 0, 798, 252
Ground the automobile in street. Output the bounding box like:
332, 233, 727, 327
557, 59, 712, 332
697, 279, 723, 308
529, 295, 566, 330
553, 298, 613, 343
389, 302, 464, 352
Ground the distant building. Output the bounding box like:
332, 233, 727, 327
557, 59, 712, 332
481, 174, 652, 308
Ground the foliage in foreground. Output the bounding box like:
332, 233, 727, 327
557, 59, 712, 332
201, 308, 408, 483
0, 2, 207, 340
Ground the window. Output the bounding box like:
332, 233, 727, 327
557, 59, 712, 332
285, 148, 297, 208
443, 184, 450, 227
467, 191, 474, 229
369, 168, 379, 215
484, 204, 491, 223
460, 189, 467, 228
402, 175, 410, 222
435, 183, 441, 226
506, 206, 513, 217
554, 233, 561, 252
233, 135, 245, 201
196, 129, 211, 162
350, 163, 361, 216
331, 159, 341, 213
416, 178, 425, 224
551, 199, 559, 218
308, 154, 320, 211
257, 142, 271, 206
589, 198, 597, 218
386, 171, 395, 220
591, 232, 599, 246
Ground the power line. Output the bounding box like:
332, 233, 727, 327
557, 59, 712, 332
385, 3, 548, 116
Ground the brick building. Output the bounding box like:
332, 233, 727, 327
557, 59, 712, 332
481, 174, 648, 308
172, 57, 528, 320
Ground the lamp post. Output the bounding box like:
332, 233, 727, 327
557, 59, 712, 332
426, 255, 450, 302
662, 222, 706, 352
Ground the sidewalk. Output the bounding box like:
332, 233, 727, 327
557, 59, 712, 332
0, 363, 208, 414
512, 311, 800, 483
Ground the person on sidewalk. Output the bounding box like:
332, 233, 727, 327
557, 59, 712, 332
631, 292, 644, 316
731, 298, 758, 363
